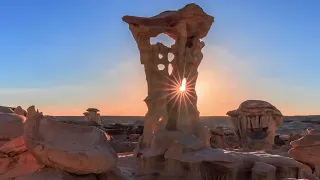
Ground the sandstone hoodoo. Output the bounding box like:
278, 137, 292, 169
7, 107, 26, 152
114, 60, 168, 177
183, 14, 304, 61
227, 100, 284, 150
84, 108, 102, 125
123, 3, 214, 157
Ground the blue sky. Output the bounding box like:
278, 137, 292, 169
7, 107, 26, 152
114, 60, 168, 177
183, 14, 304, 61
0, 0, 319, 115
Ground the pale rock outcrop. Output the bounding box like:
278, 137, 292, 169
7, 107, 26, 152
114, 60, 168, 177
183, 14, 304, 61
134, 129, 317, 180
84, 108, 102, 125
289, 127, 320, 178
0, 106, 27, 116
123, 2, 214, 156
251, 162, 276, 180
224, 149, 318, 180
135, 131, 240, 179
23, 105, 118, 175
0, 112, 26, 142
0, 137, 44, 180
227, 100, 283, 150
210, 129, 224, 148
0, 106, 14, 114
289, 133, 303, 143
14, 106, 27, 116
83, 112, 89, 121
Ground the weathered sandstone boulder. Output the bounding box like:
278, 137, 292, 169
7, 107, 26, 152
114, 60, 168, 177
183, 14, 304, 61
135, 131, 240, 179
0, 106, 27, 116
289, 127, 320, 178
251, 162, 276, 180
0, 106, 14, 113
14, 106, 27, 116
0, 137, 44, 180
0, 113, 26, 142
135, 129, 317, 180
23, 106, 118, 175
86, 108, 102, 125
210, 129, 224, 148
227, 100, 283, 150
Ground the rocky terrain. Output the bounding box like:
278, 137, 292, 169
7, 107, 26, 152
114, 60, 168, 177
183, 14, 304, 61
1, 3, 320, 180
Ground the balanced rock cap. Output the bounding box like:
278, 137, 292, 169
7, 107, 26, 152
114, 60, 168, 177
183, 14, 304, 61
86, 108, 100, 112
226, 100, 283, 117
122, 3, 214, 39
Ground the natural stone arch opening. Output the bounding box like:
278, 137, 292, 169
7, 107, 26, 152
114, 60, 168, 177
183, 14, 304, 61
157, 64, 165, 70
168, 53, 174, 62
168, 63, 173, 75
150, 33, 175, 47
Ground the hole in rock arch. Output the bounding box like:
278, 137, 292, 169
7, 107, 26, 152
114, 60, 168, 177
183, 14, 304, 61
157, 64, 165, 70
168, 53, 174, 62
158, 54, 163, 59
168, 64, 173, 75
150, 33, 175, 47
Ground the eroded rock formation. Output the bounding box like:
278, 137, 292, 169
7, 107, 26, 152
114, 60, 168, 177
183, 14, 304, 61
210, 129, 224, 148
85, 108, 102, 125
121, 4, 319, 180
84, 112, 89, 121
0, 106, 14, 114
227, 100, 283, 150
14, 106, 27, 117
0, 106, 134, 179
0, 136, 44, 179
123, 2, 214, 156
133, 129, 318, 180
0, 106, 27, 116
23, 106, 117, 175
0, 112, 26, 144
289, 127, 320, 178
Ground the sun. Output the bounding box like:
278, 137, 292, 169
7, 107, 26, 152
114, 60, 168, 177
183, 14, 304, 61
179, 78, 187, 92
158, 70, 198, 117
150, 70, 198, 134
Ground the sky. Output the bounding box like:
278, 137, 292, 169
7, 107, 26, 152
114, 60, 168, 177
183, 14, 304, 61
0, 0, 319, 116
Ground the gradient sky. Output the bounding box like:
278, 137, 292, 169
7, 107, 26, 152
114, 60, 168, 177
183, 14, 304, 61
0, 0, 319, 116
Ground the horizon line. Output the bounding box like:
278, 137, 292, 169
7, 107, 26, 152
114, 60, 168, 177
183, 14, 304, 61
52, 114, 320, 117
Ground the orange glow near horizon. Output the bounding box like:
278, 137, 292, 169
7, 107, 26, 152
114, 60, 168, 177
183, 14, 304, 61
31, 53, 318, 117
38, 68, 236, 116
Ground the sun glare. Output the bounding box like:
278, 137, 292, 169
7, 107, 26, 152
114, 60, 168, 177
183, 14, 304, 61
179, 78, 187, 92
160, 70, 197, 121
